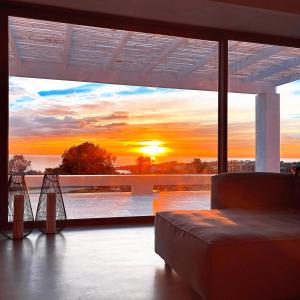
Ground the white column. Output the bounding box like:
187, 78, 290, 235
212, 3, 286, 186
255, 92, 280, 172
131, 183, 153, 195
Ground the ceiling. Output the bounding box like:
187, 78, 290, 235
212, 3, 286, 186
211, 0, 300, 14
6, 0, 300, 39
9, 17, 300, 93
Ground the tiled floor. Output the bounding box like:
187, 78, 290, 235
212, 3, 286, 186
0, 226, 202, 300
30, 191, 211, 219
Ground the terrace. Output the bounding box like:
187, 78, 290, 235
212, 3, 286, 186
26, 175, 211, 218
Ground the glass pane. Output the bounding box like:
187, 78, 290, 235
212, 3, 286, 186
228, 41, 300, 173
9, 17, 218, 219
279, 81, 300, 173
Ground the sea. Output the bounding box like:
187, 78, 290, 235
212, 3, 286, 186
9, 155, 300, 173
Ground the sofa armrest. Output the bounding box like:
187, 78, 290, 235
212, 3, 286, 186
211, 172, 295, 210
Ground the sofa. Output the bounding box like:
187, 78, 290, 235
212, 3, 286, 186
155, 172, 300, 300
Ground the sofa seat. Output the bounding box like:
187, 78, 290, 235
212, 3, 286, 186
155, 209, 300, 300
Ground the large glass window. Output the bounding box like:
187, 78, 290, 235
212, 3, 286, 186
228, 41, 300, 173
228, 93, 255, 172
278, 79, 300, 173
9, 17, 218, 219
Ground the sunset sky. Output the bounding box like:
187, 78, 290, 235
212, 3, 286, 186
9, 77, 300, 166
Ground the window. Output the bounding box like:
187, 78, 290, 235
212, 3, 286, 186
9, 17, 218, 218
228, 41, 300, 173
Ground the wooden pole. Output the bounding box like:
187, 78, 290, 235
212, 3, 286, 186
46, 193, 56, 234
13, 195, 24, 239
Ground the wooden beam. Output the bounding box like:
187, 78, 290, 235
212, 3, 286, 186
62, 24, 73, 69
143, 37, 185, 75
218, 40, 228, 173
178, 49, 217, 79
0, 11, 9, 228
2, 1, 300, 48
275, 73, 300, 87
229, 45, 282, 75
8, 19, 21, 68
212, 0, 300, 15
103, 31, 133, 73
9, 60, 274, 94
245, 56, 300, 82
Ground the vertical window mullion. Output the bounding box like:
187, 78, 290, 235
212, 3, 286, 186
0, 11, 9, 228
218, 40, 228, 173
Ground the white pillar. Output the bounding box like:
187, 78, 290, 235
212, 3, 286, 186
255, 92, 280, 172
131, 183, 153, 195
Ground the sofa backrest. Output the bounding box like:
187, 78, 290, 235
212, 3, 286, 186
211, 172, 299, 210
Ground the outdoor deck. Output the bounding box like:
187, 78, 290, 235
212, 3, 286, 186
30, 191, 211, 219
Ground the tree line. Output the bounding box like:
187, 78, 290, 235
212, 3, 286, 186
9, 141, 300, 176
9, 141, 221, 175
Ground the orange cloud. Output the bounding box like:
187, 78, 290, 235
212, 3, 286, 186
9, 78, 300, 164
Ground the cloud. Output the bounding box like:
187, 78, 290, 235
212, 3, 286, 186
277, 80, 300, 95
101, 111, 129, 120
9, 79, 37, 106
37, 82, 162, 98
8, 76, 300, 161
103, 122, 128, 128
38, 83, 100, 96
10, 77, 87, 95
39, 107, 76, 116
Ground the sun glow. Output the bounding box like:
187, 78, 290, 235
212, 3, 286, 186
138, 141, 168, 159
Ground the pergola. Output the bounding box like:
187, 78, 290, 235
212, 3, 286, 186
8, 17, 300, 95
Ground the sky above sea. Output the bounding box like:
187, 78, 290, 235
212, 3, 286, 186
9, 77, 300, 166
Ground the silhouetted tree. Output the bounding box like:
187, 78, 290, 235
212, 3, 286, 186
26, 169, 43, 175
191, 158, 204, 173
8, 155, 31, 174
135, 156, 152, 174
58, 142, 116, 174
228, 160, 242, 172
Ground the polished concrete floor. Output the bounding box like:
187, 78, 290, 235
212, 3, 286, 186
0, 226, 202, 300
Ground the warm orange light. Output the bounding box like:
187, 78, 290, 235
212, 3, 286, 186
137, 141, 168, 159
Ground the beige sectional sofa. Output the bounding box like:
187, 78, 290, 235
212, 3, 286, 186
155, 173, 300, 300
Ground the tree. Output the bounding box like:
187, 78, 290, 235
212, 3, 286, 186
135, 156, 152, 174
191, 158, 211, 174
8, 155, 32, 174
58, 142, 116, 174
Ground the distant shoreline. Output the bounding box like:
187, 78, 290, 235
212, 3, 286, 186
9, 154, 300, 173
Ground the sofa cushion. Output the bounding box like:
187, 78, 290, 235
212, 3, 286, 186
157, 209, 300, 245
211, 172, 296, 210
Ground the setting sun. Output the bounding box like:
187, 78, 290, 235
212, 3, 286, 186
138, 141, 168, 159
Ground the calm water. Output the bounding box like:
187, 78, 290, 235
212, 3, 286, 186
9, 155, 300, 173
